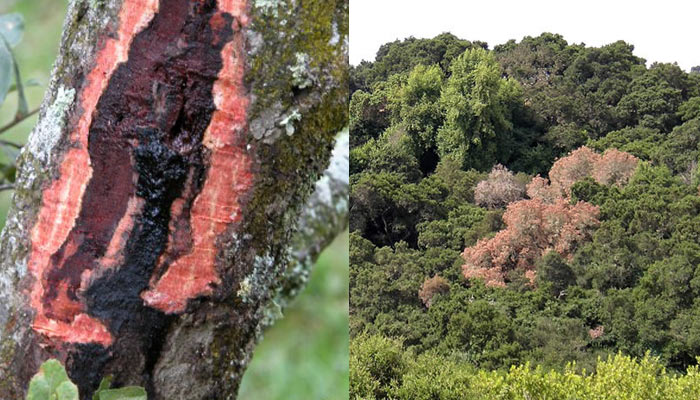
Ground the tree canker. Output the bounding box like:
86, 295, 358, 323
27, 0, 253, 362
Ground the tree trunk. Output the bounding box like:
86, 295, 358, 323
0, 0, 348, 398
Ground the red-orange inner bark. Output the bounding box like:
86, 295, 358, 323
142, 3, 252, 312
27, 0, 253, 346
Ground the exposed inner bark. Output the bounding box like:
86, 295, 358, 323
28, 0, 160, 349
27, 0, 246, 393
141, 1, 253, 313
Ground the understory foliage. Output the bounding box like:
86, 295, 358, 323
351, 335, 700, 400
350, 31, 700, 384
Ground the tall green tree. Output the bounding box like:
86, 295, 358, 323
437, 48, 521, 170
393, 64, 444, 172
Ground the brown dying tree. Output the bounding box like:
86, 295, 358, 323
0, 0, 348, 398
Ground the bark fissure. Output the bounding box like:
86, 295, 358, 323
27, 0, 242, 393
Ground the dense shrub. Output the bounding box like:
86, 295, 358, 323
351, 335, 700, 400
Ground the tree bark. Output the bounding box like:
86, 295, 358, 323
0, 0, 348, 398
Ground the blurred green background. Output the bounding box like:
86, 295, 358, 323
0, 1, 349, 399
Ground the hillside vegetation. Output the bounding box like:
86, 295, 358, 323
349, 32, 700, 397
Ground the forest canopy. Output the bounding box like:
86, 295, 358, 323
349, 32, 700, 394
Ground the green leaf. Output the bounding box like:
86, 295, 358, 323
0, 34, 28, 119
95, 386, 147, 400
1, 138, 20, 160
55, 381, 80, 400
26, 359, 80, 400
0, 13, 24, 47
92, 376, 113, 400
0, 38, 11, 106
97, 376, 113, 392
1, 164, 17, 183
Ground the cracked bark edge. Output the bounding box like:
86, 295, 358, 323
151, 130, 349, 400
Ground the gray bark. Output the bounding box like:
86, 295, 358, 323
0, 0, 348, 398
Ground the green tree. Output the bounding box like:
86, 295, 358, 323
393, 64, 444, 172
350, 33, 476, 93
437, 48, 521, 170
616, 63, 691, 132
536, 251, 576, 297
349, 88, 390, 148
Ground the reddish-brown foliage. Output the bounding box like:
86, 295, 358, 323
593, 149, 640, 186
529, 146, 639, 202
464, 146, 637, 287
474, 164, 526, 209
462, 198, 600, 288
418, 275, 451, 308
526, 176, 559, 204
548, 146, 600, 196
589, 325, 605, 339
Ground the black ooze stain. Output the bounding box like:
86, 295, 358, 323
45, 0, 235, 394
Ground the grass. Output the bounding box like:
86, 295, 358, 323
0, 2, 349, 398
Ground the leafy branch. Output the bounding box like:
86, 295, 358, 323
0, 12, 42, 191
27, 359, 147, 400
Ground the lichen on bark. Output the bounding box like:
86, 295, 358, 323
154, 0, 349, 395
